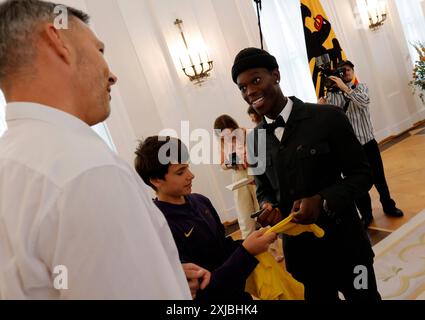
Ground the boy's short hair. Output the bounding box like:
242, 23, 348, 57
135, 136, 189, 191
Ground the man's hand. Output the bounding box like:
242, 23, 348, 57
182, 263, 211, 299
257, 202, 283, 227
291, 194, 323, 225
242, 228, 277, 256
328, 76, 350, 93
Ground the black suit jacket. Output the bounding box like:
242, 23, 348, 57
248, 97, 374, 283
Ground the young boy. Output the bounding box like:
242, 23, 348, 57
135, 136, 276, 301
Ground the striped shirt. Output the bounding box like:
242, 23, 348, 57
326, 82, 375, 145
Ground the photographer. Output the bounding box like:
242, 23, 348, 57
319, 60, 404, 227
214, 115, 259, 239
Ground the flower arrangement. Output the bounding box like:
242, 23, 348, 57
409, 42, 425, 104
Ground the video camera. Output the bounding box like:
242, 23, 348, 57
315, 54, 346, 92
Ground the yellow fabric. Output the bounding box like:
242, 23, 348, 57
245, 214, 325, 300
246, 251, 304, 300
265, 213, 325, 238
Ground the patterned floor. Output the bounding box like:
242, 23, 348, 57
373, 209, 425, 300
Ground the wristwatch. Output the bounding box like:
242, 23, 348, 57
322, 197, 336, 219
323, 198, 329, 212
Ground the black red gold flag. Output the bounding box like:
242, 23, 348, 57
301, 0, 348, 98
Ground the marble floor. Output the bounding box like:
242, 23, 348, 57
368, 122, 425, 233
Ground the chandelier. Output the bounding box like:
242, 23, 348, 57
357, 0, 387, 31
174, 19, 213, 85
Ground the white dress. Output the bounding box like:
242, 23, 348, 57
222, 128, 259, 239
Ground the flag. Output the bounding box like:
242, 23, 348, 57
300, 0, 348, 98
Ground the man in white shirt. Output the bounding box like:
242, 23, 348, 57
0, 0, 205, 299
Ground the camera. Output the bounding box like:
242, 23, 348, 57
225, 152, 240, 168
315, 54, 346, 92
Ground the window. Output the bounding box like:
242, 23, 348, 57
252, 0, 317, 103
394, 0, 425, 65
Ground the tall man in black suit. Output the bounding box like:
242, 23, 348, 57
231, 48, 381, 300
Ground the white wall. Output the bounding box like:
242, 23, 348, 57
0, 90, 6, 136
59, 0, 263, 222
422, 0, 425, 19
46, 0, 425, 222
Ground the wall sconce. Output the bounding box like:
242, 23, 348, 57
174, 18, 213, 85
357, 0, 387, 31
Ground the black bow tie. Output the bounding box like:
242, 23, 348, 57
263, 115, 286, 133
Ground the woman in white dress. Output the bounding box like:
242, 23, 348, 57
214, 115, 259, 239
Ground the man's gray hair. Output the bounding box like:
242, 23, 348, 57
0, 0, 90, 84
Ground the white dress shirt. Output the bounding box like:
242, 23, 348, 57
264, 98, 293, 141
0, 102, 191, 300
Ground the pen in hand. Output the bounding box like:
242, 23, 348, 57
250, 208, 266, 219
250, 203, 279, 219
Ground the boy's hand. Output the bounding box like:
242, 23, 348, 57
242, 228, 277, 256
182, 263, 211, 299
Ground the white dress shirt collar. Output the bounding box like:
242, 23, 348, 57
264, 97, 293, 124
6, 102, 94, 136
264, 98, 293, 141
